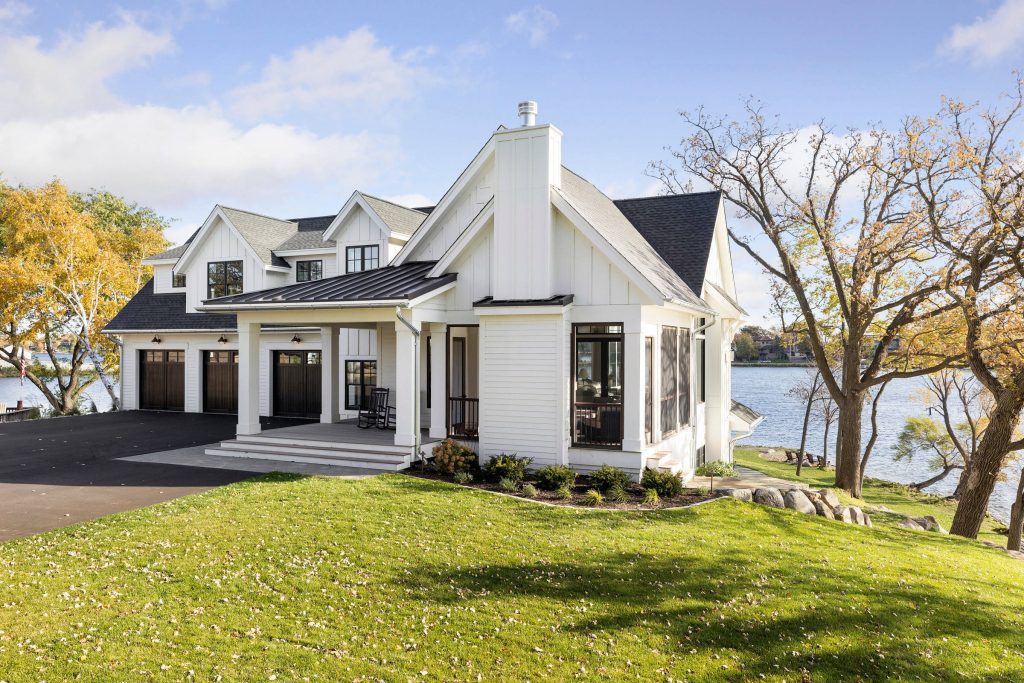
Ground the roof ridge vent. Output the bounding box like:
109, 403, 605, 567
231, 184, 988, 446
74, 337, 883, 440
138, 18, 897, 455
517, 100, 537, 127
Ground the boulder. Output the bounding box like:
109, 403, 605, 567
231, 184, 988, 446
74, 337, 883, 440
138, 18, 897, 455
983, 540, 1003, 549
803, 490, 822, 503
783, 489, 816, 515
818, 489, 841, 508
813, 500, 836, 520
834, 505, 855, 524
849, 506, 865, 525
913, 515, 948, 534
863, 514, 873, 528
753, 487, 785, 508
722, 488, 753, 502
899, 518, 925, 531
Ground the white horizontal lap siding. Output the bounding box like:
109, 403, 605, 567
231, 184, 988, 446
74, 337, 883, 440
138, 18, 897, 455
152, 265, 174, 293
480, 316, 564, 466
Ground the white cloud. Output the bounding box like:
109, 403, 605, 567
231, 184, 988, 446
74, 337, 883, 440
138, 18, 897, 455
0, 0, 30, 24
0, 18, 174, 119
384, 193, 434, 209
505, 5, 559, 47
229, 27, 431, 118
166, 70, 211, 88
943, 0, 1024, 63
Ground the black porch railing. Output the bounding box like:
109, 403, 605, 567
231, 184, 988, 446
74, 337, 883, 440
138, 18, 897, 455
573, 402, 623, 448
448, 397, 479, 439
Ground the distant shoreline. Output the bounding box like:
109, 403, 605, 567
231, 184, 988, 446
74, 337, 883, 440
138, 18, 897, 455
732, 362, 814, 368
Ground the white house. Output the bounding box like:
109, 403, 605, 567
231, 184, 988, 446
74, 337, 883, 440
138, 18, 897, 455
104, 102, 756, 477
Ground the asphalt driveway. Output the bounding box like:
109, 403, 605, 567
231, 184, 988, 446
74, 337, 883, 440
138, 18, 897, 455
0, 411, 305, 540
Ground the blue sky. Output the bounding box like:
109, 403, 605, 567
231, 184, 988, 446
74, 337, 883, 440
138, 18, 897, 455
2, 0, 1023, 321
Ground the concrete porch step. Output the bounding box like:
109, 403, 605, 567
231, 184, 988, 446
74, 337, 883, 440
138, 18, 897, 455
213, 439, 409, 463
233, 433, 413, 456
204, 445, 409, 471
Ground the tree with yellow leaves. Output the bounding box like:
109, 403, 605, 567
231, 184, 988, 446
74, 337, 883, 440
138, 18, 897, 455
0, 181, 168, 414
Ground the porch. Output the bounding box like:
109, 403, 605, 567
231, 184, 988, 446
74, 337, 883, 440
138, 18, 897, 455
206, 419, 442, 471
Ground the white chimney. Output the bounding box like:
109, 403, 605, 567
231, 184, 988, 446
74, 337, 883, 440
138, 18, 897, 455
517, 100, 537, 127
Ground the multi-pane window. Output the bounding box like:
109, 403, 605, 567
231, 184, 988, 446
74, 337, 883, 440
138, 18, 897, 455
346, 245, 380, 273
572, 323, 624, 448
296, 260, 323, 282
345, 360, 377, 409
172, 272, 186, 288
207, 261, 243, 299
660, 326, 678, 436
678, 328, 691, 426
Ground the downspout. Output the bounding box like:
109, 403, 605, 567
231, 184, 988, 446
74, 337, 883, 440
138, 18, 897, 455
395, 307, 423, 463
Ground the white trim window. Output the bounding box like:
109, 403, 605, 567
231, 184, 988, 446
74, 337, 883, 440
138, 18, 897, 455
346, 245, 380, 273
296, 259, 323, 282
207, 261, 243, 299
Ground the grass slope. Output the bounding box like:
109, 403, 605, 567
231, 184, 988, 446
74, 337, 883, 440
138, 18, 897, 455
0, 474, 1022, 681
733, 447, 1005, 543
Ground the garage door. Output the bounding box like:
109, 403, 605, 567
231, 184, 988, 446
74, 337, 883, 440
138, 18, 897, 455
203, 350, 238, 414
273, 350, 321, 418
139, 350, 185, 411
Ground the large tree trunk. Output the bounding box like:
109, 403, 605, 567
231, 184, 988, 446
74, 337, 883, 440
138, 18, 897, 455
796, 392, 815, 477
834, 393, 866, 497
1008, 470, 1024, 551
950, 390, 1024, 538
81, 334, 119, 411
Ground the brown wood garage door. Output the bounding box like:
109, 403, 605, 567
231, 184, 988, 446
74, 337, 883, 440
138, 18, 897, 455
139, 350, 185, 411
203, 350, 238, 414
273, 350, 321, 418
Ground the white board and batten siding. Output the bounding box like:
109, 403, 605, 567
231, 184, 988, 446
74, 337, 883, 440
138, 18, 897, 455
407, 160, 494, 262
282, 253, 339, 283
479, 315, 568, 467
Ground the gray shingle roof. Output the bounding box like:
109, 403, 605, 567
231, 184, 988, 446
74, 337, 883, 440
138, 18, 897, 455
103, 279, 237, 332
557, 168, 710, 311
147, 243, 189, 261
202, 261, 454, 308
362, 195, 428, 237
274, 230, 336, 252
219, 206, 298, 267
613, 191, 721, 296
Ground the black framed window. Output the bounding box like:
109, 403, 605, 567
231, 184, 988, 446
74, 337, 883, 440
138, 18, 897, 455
346, 245, 380, 273
572, 323, 624, 448
172, 272, 186, 288
296, 260, 323, 282
207, 261, 243, 299
660, 326, 678, 436
696, 324, 706, 404
345, 360, 377, 410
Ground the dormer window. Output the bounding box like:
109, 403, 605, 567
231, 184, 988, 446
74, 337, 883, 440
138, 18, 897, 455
296, 260, 323, 282
208, 260, 243, 299
172, 272, 186, 288
346, 245, 380, 273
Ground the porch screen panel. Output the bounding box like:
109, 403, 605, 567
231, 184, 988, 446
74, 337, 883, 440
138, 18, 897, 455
660, 326, 678, 436
678, 328, 691, 426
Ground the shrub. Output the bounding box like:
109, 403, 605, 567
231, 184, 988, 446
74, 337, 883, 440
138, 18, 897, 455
521, 483, 538, 498
641, 467, 684, 498
642, 488, 660, 505
606, 485, 628, 503
534, 464, 577, 491
483, 453, 532, 482
556, 485, 573, 500
453, 470, 473, 485
589, 464, 631, 492
697, 486, 711, 496
583, 489, 603, 506
432, 439, 477, 475
498, 477, 519, 492
695, 461, 736, 493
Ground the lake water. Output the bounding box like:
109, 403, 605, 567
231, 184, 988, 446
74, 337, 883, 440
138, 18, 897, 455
733, 366, 1021, 522
2, 367, 1019, 521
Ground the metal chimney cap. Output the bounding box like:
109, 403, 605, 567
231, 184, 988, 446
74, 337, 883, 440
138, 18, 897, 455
517, 100, 538, 126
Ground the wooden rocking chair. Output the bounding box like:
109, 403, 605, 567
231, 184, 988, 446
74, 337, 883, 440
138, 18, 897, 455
357, 388, 390, 429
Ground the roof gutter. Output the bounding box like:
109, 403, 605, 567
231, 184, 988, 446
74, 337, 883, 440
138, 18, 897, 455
394, 306, 424, 465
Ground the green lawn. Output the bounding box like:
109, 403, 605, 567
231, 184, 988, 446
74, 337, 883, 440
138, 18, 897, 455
0, 474, 1022, 681
733, 447, 1006, 543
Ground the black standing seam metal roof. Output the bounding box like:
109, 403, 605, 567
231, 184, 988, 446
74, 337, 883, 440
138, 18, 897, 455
613, 191, 722, 296
103, 279, 238, 332
201, 261, 455, 307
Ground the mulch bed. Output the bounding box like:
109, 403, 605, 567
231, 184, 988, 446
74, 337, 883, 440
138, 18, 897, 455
406, 465, 719, 510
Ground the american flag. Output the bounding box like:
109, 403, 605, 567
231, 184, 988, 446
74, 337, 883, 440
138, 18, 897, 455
19, 350, 25, 386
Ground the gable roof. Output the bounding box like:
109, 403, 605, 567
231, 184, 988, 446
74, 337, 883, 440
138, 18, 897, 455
200, 261, 455, 309
361, 195, 428, 237
556, 168, 709, 311
103, 279, 237, 332
613, 191, 721, 295
219, 207, 298, 268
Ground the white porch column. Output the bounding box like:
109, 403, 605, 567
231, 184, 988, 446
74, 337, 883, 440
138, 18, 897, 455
321, 325, 340, 424
237, 320, 261, 436
429, 323, 447, 439
394, 319, 418, 448
622, 319, 645, 453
